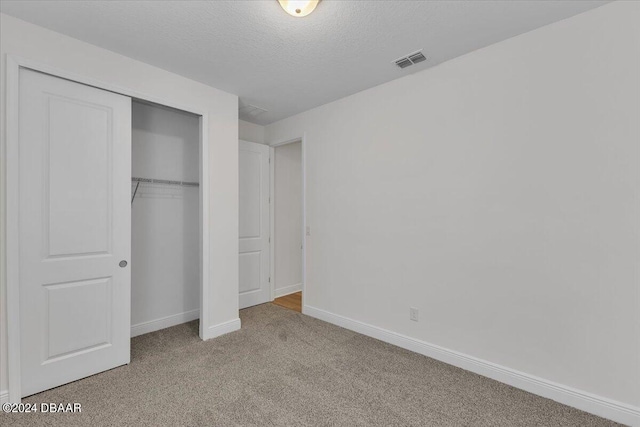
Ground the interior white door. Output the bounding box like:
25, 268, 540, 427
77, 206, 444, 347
19, 69, 132, 397
239, 140, 271, 309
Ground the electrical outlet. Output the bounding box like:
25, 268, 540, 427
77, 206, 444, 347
410, 307, 419, 322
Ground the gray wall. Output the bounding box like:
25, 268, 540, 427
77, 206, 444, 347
239, 120, 265, 144
266, 1, 640, 410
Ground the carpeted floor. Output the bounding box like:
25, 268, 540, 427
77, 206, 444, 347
3, 303, 621, 426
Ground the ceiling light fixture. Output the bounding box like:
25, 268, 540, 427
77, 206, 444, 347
278, 0, 319, 18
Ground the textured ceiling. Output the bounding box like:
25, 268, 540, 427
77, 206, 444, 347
0, 0, 608, 125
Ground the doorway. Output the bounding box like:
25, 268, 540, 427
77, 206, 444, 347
271, 140, 303, 313
238, 137, 305, 313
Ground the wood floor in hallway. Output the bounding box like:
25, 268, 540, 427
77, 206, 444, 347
272, 291, 302, 312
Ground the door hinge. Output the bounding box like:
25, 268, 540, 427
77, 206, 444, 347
269, 237, 271, 243
268, 277, 271, 283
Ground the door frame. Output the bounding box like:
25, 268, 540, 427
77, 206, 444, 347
268, 136, 307, 312
5, 55, 211, 402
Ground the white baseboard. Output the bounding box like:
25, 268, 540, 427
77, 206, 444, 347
131, 309, 200, 338
203, 318, 241, 340
0, 390, 8, 404
274, 283, 302, 298
304, 305, 640, 427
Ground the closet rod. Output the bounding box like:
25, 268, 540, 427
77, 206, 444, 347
131, 177, 199, 187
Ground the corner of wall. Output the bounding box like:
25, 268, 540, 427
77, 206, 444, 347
203, 318, 241, 341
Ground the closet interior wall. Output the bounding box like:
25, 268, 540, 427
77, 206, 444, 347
131, 100, 200, 335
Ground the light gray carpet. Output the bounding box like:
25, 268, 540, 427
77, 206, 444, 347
3, 303, 621, 426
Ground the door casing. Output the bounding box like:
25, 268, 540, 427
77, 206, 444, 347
5, 55, 211, 403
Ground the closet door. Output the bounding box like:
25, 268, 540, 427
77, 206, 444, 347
19, 69, 131, 397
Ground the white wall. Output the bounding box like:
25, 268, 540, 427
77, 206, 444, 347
266, 0, 640, 420
0, 14, 239, 398
131, 101, 200, 332
239, 119, 265, 144
274, 142, 302, 297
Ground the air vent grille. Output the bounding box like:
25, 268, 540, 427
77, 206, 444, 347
395, 58, 413, 69
408, 52, 426, 64
393, 50, 427, 69
239, 103, 268, 118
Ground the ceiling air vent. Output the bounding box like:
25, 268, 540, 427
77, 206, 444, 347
393, 50, 427, 70
395, 58, 413, 69
239, 103, 268, 119
408, 52, 426, 64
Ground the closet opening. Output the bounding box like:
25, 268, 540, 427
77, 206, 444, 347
130, 99, 201, 338
7, 59, 213, 401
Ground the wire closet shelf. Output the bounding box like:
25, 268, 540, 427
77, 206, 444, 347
131, 176, 199, 204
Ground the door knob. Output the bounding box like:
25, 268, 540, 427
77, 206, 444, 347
119, 260, 128, 268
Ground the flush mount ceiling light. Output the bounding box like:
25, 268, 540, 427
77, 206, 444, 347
278, 0, 320, 17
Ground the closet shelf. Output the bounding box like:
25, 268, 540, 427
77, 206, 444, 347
131, 177, 199, 204
131, 177, 199, 187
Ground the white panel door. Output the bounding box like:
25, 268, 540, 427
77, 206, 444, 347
239, 140, 270, 309
19, 69, 131, 397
